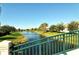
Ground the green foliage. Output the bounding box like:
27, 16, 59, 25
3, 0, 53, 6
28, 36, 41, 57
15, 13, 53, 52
11, 32, 22, 36
49, 25, 58, 32
17, 28, 26, 32
49, 23, 65, 32
56, 23, 65, 32
26, 29, 30, 31
1, 25, 16, 32
0, 35, 16, 40
0, 32, 26, 45
0, 25, 16, 36
68, 21, 79, 31
0, 32, 21, 40
39, 23, 48, 32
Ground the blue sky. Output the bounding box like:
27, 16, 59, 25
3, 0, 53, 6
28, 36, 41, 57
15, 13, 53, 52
0, 3, 79, 29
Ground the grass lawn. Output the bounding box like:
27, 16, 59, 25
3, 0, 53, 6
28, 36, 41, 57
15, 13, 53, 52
0, 32, 27, 45
35, 30, 62, 37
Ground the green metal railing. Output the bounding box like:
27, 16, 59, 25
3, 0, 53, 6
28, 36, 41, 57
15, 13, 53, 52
9, 30, 79, 55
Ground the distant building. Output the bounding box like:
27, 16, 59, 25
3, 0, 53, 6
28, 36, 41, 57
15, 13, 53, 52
61, 28, 69, 33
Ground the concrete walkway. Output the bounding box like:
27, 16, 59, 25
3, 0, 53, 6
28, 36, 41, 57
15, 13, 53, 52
67, 49, 79, 55
60, 48, 79, 55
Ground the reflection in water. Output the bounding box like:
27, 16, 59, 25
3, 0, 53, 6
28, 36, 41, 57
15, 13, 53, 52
22, 32, 41, 42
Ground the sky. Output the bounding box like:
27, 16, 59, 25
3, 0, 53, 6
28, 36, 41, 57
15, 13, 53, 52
0, 3, 79, 29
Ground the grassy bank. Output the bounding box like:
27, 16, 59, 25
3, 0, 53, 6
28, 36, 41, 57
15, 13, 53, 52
0, 32, 27, 45
35, 31, 62, 37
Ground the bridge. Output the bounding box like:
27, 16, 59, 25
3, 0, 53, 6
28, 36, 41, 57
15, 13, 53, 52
9, 30, 79, 55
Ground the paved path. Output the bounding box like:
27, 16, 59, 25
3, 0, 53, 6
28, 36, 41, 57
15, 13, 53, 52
60, 48, 79, 55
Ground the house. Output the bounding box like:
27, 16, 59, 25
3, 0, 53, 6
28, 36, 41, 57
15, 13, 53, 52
63, 28, 69, 32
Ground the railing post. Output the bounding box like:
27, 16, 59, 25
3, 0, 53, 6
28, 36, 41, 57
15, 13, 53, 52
9, 42, 15, 55
78, 31, 79, 47
39, 40, 41, 55
47, 38, 52, 55
39, 44, 42, 55
63, 34, 67, 55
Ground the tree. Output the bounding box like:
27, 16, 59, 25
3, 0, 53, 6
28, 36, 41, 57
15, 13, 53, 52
56, 23, 65, 32
49, 25, 58, 32
1, 25, 16, 32
26, 29, 30, 31
1, 25, 11, 34
68, 21, 79, 31
39, 23, 48, 32
30, 28, 34, 32
34, 28, 37, 31
49, 23, 65, 32
0, 25, 16, 36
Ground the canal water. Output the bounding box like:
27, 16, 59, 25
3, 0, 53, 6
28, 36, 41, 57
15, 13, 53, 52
22, 32, 41, 42
13, 32, 66, 55
14, 32, 41, 51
